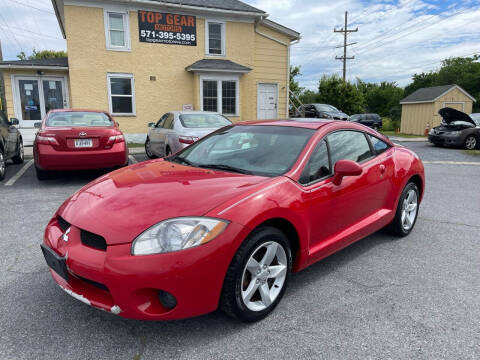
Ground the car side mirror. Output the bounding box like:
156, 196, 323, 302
10, 118, 19, 125
34, 122, 42, 129
333, 160, 362, 185
148, 122, 155, 128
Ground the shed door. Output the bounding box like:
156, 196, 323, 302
257, 83, 278, 120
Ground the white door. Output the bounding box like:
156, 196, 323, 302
257, 83, 278, 120
14, 76, 68, 128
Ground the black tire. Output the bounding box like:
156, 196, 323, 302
464, 135, 478, 150
220, 226, 292, 322
372, 124, 380, 131
0, 149, 6, 181
145, 138, 156, 159
12, 139, 24, 164
35, 167, 50, 181
387, 182, 420, 237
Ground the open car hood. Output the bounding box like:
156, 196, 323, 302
438, 107, 476, 126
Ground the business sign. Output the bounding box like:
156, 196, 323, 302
138, 10, 197, 46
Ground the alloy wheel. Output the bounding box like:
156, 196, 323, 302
241, 241, 287, 312
401, 189, 418, 231
19, 142, 24, 161
465, 136, 477, 150
145, 139, 153, 157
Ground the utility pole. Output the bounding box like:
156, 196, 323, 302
334, 11, 358, 81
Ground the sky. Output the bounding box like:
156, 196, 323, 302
0, 0, 479, 89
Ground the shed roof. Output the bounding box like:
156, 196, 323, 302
0, 57, 68, 69
400, 84, 476, 104
186, 59, 252, 73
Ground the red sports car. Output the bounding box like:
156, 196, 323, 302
34, 109, 128, 180
41, 120, 424, 322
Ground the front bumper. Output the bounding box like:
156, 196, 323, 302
35, 142, 128, 170
428, 133, 464, 147
42, 215, 248, 320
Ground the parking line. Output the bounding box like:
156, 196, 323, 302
5, 159, 34, 186
423, 160, 480, 166
128, 155, 138, 164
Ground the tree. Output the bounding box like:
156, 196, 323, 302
289, 65, 303, 97
17, 49, 67, 60
315, 74, 365, 115
361, 81, 404, 120
404, 55, 480, 111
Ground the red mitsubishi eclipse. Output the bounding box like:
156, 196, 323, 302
34, 109, 128, 180
41, 119, 425, 322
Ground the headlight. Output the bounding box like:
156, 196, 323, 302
131, 217, 229, 256
447, 131, 461, 136
429, 129, 435, 135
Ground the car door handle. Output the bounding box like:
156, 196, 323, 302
379, 164, 386, 175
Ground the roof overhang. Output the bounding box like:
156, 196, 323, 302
0, 65, 68, 71
51, 0, 66, 39
400, 85, 477, 105
186, 67, 251, 74
259, 19, 300, 41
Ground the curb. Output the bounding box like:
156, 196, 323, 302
388, 137, 428, 142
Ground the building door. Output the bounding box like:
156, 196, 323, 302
13, 76, 68, 128
257, 83, 278, 120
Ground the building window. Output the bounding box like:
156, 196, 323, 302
206, 21, 225, 56
201, 77, 238, 115
203, 80, 218, 112
105, 11, 130, 51
107, 73, 135, 115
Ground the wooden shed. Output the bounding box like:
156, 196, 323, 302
400, 84, 476, 135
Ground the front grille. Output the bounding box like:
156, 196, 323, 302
80, 230, 107, 251
76, 274, 109, 292
57, 216, 70, 232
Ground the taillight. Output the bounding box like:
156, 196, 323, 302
179, 136, 199, 145
36, 135, 59, 146
106, 134, 125, 148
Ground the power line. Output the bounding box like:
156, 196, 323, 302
0, 24, 64, 41
0, 12, 23, 53
334, 11, 358, 81
5, 0, 55, 15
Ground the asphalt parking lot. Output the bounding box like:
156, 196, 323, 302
1, 141, 479, 359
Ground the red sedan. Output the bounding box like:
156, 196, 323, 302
34, 109, 128, 180
41, 120, 424, 322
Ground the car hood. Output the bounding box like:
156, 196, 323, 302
320, 111, 348, 118
58, 160, 270, 245
438, 107, 476, 126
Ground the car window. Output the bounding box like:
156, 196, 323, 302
470, 113, 480, 126
299, 140, 331, 185
0, 112, 8, 126
328, 130, 373, 165
46, 112, 113, 127
179, 114, 232, 128
368, 134, 390, 155
174, 125, 315, 177
315, 105, 332, 112
163, 113, 174, 129
156, 114, 168, 128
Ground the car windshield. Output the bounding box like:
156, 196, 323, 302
179, 114, 232, 128
469, 113, 480, 126
315, 104, 339, 112
169, 125, 315, 177
447, 120, 474, 127
46, 112, 113, 127
349, 114, 361, 121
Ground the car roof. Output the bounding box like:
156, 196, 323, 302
48, 109, 110, 115
237, 119, 335, 130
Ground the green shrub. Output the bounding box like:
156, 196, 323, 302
381, 117, 400, 132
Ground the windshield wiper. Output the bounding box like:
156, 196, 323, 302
169, 156, 195, 166
198, 164, 253, 175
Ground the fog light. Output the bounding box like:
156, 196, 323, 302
158, 290, 177, 310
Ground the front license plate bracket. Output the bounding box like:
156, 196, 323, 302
40, 244, 69, 281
